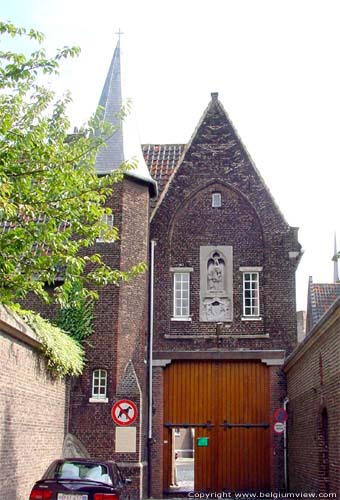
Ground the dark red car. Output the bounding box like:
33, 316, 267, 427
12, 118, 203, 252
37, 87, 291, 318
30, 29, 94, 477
29, 458, 131, 500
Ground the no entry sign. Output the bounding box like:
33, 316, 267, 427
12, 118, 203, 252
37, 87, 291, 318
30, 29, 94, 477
112, 399, 138, 426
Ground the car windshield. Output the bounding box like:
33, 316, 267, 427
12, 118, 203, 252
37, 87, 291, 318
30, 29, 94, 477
54, 462, 112, 485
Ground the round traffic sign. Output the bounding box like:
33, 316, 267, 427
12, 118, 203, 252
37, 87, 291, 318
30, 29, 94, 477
111, 399, 138, 426
273, 421, 285, 434
274, 408, 288, 423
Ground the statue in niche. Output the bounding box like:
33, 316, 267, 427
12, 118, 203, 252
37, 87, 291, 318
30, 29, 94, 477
207, 252, 225, 292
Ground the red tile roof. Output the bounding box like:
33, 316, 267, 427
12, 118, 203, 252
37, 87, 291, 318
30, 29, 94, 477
308, 281, 340, 330
142, 144, 185, 207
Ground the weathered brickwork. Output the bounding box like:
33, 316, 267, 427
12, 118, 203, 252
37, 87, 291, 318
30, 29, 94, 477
150, 366, 165, 498
15, 95, 302, 498
69, 177, 151, 499
0, 307, 68, 500
149, 96, 301, 494
151, 97, 300, 353
269, 366, 287, 491
284, 298, 340, 495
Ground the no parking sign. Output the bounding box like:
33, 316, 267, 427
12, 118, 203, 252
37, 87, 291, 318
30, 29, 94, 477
111, 399, 138, 426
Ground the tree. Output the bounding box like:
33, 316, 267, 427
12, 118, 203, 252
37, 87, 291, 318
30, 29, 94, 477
0, 21, 144, 306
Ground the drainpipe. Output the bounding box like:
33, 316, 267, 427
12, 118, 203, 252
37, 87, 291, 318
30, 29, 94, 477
148, 240, 156, 495
283, 397, 289, 491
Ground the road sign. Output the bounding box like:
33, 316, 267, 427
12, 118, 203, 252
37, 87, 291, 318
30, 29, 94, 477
274, 408, 288, 423
273, 421, 285, 434
111, 399, 138, 426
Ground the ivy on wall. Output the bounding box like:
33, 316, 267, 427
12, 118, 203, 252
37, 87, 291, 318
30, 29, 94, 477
56, 281, 94, 344
12, 304, 84, 377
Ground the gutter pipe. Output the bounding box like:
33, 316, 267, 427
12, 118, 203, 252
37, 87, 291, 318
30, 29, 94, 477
283, 396, 289, 491
147, 240, 156, 496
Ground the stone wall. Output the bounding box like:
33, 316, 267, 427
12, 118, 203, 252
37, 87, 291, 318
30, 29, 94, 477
284, 297, 340, 495
0, 305, 68, 500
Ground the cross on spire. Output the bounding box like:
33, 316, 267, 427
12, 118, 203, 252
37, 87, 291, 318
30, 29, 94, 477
115, 29, 125, 42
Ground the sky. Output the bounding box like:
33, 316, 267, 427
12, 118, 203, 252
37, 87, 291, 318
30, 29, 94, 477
2, 0, 340, 311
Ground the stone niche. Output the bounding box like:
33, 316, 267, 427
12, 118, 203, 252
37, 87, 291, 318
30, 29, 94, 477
200, 246, 233, 322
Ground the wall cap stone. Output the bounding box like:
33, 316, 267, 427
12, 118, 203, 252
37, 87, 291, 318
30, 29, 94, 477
152, 359, 172, 367
0, 304, 41, 350
153, 350, 285, 362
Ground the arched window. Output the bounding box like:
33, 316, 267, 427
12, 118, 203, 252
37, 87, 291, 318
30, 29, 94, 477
91, 369, 108, 402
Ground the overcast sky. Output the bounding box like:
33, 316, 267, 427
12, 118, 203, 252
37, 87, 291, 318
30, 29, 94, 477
2, 0, 340, 311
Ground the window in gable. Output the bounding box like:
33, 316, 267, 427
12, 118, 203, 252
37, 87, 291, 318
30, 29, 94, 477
212, 192, 221, 208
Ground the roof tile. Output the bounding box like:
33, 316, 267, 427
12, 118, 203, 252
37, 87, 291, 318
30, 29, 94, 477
142, 144, 185, 207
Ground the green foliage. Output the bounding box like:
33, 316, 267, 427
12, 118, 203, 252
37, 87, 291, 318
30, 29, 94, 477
12, 304, 84, 377
0, 21, 146, 306
56, 281, 94, 343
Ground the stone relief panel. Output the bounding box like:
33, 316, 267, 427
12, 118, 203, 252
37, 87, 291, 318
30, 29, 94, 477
200, 246, 233, 322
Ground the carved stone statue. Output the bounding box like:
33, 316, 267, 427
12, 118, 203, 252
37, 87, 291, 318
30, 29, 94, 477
207, 254, 225, 292
200, 246, 233, 322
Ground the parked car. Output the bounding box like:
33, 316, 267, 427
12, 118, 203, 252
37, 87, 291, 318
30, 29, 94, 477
29, 458, 131, 500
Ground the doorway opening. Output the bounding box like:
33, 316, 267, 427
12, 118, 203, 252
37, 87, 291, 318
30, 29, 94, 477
170, 427, 195, 492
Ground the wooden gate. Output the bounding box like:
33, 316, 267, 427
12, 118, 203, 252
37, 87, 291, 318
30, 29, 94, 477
163, 361, 270, 492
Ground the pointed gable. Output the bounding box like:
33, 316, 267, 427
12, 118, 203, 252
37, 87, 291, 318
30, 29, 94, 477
95, 40, 157, 197
151, 93, 291, 234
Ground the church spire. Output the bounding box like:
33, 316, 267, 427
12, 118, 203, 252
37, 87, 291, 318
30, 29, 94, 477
334, 232, 339, 283
95, 37, 157, 197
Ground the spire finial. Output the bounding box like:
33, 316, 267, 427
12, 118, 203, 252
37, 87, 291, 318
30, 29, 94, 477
334, 232, 339, 283
115, 28, 124, 42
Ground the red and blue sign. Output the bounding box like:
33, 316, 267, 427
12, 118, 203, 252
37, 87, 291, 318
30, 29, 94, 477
273, 408, 288, 423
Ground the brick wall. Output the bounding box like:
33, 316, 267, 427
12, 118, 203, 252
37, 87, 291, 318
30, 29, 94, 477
69, 177, 151, 499
284, 297, 340, 495
150, 97, 300, 354
0, 305, 68, 500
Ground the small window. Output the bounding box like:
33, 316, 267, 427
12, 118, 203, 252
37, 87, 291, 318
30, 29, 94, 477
212, 192, 221, 208
243, 272, 260, 317
173, 272, 190, 318
97, 214, 114, 242
91, 369, 108, 400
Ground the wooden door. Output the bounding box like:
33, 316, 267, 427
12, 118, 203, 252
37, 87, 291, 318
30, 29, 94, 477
163, 361, 270, 493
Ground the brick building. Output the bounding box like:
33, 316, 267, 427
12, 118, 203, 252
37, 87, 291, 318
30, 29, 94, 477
23, 39, 302, 497
147, 91, 301, 495
284, 296, 340, 496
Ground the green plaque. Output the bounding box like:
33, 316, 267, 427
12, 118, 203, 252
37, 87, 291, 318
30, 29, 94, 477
197, 437, 209, 447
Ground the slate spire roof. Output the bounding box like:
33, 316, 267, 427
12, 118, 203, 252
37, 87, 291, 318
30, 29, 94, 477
95, 40, 157, 197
